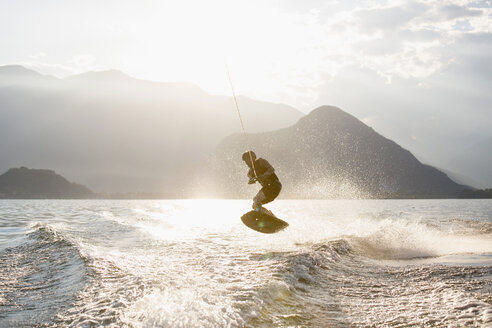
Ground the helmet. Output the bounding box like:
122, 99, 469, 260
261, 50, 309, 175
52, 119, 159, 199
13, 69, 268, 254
242, 150, 256, 161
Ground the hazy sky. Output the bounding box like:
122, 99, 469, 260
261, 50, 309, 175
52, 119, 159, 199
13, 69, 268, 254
1, 0, 491, 183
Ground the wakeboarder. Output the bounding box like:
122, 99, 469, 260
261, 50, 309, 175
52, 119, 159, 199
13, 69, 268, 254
242, 151, 282, 215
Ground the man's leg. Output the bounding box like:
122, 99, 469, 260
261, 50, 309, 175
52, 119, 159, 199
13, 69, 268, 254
256, 182, 281, 217
252, 188, 279, 217
252, 189, 266, 211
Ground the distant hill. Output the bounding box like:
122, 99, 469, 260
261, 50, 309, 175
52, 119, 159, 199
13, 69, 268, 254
0, 167, 95, 199
196, 106, 467, 198
0, 65, 303, 192
442, 136, 492, 189
440, 168, 480, 190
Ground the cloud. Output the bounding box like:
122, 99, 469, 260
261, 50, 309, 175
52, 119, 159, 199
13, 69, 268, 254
215, 0, 490, 118
439, 4, 483, 19
67, 54, 96, 69
453, 19, 474, 31
28, 52, 47, 60
446, 32, 492, 88
398, 28, 441, 42
467, 0, 492, 8
355, 2, 429, 33
462, 31, 492, 43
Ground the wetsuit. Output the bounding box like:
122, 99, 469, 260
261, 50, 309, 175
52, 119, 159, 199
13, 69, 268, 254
248, 158, 282, 207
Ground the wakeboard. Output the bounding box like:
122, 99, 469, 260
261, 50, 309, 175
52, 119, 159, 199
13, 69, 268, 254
241, 210, 289, 234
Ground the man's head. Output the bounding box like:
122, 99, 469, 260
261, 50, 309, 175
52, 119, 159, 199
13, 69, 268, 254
242, 150, 256, 167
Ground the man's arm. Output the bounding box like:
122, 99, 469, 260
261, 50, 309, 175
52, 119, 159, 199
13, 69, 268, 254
247, 169, 257, 184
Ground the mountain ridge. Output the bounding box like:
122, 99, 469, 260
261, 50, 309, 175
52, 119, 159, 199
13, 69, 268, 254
0, 167, 95, 199
198, 105, 466, 198
0, 65, 43, 77
0, 66, 303, 192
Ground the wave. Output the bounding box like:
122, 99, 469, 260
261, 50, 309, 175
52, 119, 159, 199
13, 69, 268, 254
256, 238, 492, 327
28, 222, 75, 243
0, 223, 87, 327
325, 216, 492, 260
0, 222, 145, 327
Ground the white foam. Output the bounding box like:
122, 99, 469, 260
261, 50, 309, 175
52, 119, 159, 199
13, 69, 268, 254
343, 217, 492, 260
121, 288, 244, 328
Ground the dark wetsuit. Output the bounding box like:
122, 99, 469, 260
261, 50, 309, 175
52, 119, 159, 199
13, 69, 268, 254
248, 158, 282, 205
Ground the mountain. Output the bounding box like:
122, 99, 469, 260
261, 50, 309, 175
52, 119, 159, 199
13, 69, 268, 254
0, 65, 42, 80
0, 65, 303, 192
0, 167, 95, 199
0, 66, 471, 197
0, 65, 56, 88
196, 106, 466, 198
442, 136, 492, 189
440, 168, 480, 190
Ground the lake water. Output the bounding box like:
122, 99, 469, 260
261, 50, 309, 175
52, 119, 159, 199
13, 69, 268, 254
0, 199, 491, 327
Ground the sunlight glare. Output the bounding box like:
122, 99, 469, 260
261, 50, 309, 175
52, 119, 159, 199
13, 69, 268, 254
127, 0, 312, 97
134, 200, 244, 241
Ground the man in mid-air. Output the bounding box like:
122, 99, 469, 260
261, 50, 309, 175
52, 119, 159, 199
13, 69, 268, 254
242, 151, 282, 215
